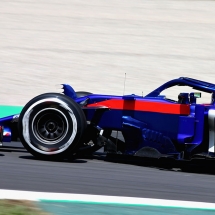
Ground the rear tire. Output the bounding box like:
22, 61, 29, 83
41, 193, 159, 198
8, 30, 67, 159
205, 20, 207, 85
18, 93, 86, 160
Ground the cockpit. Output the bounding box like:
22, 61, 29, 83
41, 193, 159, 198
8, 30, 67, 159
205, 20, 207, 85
177, 92, 201, 104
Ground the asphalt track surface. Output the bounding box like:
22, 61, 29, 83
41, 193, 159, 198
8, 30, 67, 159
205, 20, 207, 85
1, 142, 215, 204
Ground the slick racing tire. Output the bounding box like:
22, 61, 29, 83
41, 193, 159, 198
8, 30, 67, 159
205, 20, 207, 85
18, 93, 87, 160
76, 91, 92, 98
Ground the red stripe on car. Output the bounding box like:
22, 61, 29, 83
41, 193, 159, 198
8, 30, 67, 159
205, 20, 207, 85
87, 99, 190, 115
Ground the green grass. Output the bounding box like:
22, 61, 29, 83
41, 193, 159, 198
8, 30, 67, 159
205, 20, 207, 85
0, 200, 50, 215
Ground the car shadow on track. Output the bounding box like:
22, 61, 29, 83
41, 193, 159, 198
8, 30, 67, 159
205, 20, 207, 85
109, 160, 215, 175
102, 153, 215, 175
17, 151, 215, 175
19, 155, 88, 163
0, 146, 28, 153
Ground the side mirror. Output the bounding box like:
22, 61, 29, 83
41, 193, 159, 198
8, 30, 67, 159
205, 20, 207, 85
190, 92, 201, 104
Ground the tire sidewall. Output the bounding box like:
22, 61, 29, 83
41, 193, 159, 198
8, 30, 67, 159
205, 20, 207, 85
18, 93, 86, 159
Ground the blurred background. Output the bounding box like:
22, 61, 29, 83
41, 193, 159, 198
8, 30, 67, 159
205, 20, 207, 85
1, 0, 215, 105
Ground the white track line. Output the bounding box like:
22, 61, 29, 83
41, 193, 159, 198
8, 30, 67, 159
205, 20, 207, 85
0, 189, 215, 210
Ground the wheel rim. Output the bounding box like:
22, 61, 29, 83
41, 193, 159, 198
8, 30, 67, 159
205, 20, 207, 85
32, 108, 68, 144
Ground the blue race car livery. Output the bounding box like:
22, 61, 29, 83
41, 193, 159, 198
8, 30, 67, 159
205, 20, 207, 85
1, 77, 215, 167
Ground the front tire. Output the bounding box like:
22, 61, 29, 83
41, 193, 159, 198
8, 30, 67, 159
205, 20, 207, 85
18, 93, 86, 160
76, 91, 92, 98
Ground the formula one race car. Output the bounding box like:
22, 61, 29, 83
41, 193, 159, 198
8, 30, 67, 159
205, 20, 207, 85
1, 77, 215, 168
